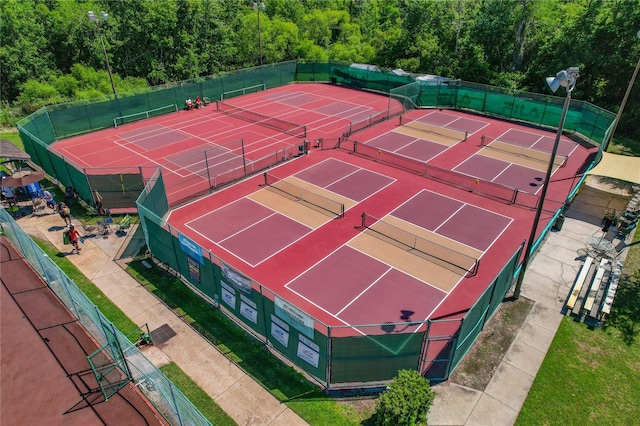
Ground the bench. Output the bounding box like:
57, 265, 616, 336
567, 256, 594, 310
583, 258, 610, 312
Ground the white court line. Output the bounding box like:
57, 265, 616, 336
391, 188, 512, 246
438, 115, 491, 137
282, 247, 379, 335
183, 208, 314, 268
335, 268, 392, 317
112, 139, 163, 167
433, 204, 467, 234
216, 212, 279, 244
294, 157, 395, 205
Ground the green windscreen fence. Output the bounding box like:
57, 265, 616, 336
389, 81, 420, 111
409, 79, 615, 147
328, 62, 415, 93
137, 167, 169, 221
87, 170, 145, 209
296, 60, 331, 82
261, 289, 329, 382
330, 328, 424, 384
175, 250, 219, 304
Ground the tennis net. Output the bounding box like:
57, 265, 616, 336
353, 142, 518, 204
480, 136, 566, 167
359, 213, 479, 276
216, 101, 306, 137
402, 119, 468, 141
264, 173, 344, 218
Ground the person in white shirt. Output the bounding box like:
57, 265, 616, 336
42, 189, 56, 210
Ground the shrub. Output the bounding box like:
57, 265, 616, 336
375, 369, 435, 426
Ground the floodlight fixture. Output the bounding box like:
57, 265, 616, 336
546, 67, 580, 93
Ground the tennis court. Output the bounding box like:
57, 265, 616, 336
50, 84, 393, 206
183, 159, 394, 266
158, 88, 593, 329
0, 237, 166, 425
40, 80, 598, 386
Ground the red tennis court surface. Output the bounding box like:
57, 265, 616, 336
53, 84, 595, 333
0, 237, 166, 425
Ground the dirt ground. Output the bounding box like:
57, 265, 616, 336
448, 297, 534, 390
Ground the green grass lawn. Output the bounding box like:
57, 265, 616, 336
516, 317, 640, 425
516, 229, 640, 425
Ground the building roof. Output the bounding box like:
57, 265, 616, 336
0, 139, 30, 162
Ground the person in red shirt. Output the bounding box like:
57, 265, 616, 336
66, 224, 83, 254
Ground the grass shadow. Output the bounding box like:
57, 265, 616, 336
602, 273, 640, 345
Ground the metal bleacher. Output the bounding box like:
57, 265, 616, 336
566, 256, 620, 326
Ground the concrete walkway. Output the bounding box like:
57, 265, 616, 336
17, 210, 308, 426
15, 177, 634, 426
427, 179, 633, 426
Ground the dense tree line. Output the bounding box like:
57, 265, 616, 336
1, 0, 639, 141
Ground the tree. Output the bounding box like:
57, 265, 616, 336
375, 369, 435, 426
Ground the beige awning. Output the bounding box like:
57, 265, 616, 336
586, 152, 640, 185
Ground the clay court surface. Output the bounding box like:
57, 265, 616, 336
50, 83, 595, 332
0, 237, 167, 425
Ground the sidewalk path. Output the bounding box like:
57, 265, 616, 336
17, 211, 308, 426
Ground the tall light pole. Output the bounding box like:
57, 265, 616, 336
252, 2, 265, 66
606, 30, 640, 149
513, 67, 580, 300
88, 10, 117, 98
